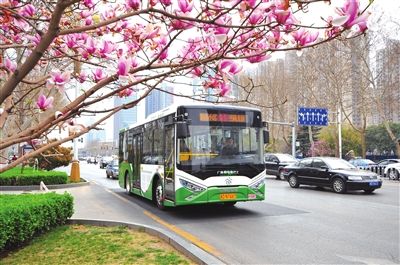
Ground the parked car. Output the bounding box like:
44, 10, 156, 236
281, 157, 382, 194
105, 160, 119, 179
348, 158, 377, 168
264, 153, 298, 180
384, 162, 400, 180
376, 159, 400, 177
87, 157, 97, 164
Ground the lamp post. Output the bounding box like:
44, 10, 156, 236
70, 85, 80, 182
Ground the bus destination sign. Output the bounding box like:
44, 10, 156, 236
199, 113, 246, 123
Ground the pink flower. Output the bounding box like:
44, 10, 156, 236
219, 83, 230, 97
19, 4, 35, 17
158, 49, 168, 61
117, 58, 131, 76
84, 0, 94, 8
98, 40, 114, 58
77, 72, 87, 83
292, 28, 319, 47
48, 71, 70, 88
178, 0, 194, 13
170, 19, 193, 30
36, 95, 54, 111
160, 0, 171, 6
274, 10, 291, 24
126, 0, 140, 10
332, 0, 369, 33
84, 37, 96, 55
246, 53, 271, 64
219, 60, 242, 75
118, 88, 133, 97
191, 66, 203, 77
249, 11, 263, 25
3, 58, 17, 72
93, 68, 106, 82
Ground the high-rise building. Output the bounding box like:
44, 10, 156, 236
113, 95, 138, 142
145, 84, 173, 118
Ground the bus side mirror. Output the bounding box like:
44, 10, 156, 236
177, 123, 190, 139
263, 130, 269, 144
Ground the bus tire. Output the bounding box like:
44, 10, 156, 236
223, 202, 237, 207
154, 177, 165, 210
125, 173, 131, 194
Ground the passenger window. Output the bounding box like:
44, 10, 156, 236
299, 159, 313, 167
313, 159, 327, 168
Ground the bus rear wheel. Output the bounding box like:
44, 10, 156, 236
154, 178, 165, 210
223, 202, 237, 207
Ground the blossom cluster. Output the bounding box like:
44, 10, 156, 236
0, 0, 370, 112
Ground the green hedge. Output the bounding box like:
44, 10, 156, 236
0, 167, 68, 186
0, 193, 74, 251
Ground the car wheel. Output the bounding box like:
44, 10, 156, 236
332, 178, 346, 194
288, 175, 299, 188
154, 178, 165, 210
106, 172, 109, 178
125, 173, 131, 194
388, 169, 399, 180
364, 189, 375, 194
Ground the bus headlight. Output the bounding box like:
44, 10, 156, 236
250, 178, 265, 189
179, 179, 206, 193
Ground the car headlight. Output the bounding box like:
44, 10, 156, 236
179, 179, 206, 193
348, 176, 363, 181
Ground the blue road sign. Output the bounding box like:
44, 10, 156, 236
298, 107, 328, 126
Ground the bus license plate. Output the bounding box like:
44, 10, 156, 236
220, 193, 236, 200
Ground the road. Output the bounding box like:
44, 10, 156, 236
61, 162, 400, 264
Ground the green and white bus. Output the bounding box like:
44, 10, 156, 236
118, 104, 268, 209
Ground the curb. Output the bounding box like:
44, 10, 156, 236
0, 179, 90, 191
67, 219, 225, 265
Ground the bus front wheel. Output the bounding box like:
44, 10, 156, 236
154, 178, 165, 210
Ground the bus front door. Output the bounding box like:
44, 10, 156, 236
164, 125, 175, 201
132, 134, 141, 189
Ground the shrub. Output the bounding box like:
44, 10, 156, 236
0, 193, 74, 251
0, 167, 68, 186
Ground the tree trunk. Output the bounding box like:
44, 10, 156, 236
382, 121, 400, 157
360, 132, 366, 158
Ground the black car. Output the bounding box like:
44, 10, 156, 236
281, 157, 382, 194
264, 153, 298, 180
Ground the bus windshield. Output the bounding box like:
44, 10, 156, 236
177, 124, 263, 166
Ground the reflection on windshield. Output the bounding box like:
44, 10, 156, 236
325, 158, 355, 169
276, 154, 297, 163
178, 125, 263, 166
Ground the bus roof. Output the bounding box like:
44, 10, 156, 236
119, 103, 261, 132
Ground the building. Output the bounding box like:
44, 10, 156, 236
145, 84, 173, 118
113, 94, 138, 143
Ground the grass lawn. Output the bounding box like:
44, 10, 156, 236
1, 225, 193, 265
0, 166, 67, 177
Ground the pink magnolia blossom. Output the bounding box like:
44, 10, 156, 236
118, 88, 133, 97
159, 0, 172, 6
48, 71, 70, 88
93, 68, 106, 82
3, 58, 17, 72
292, 28, 319, 47
126, 0, 140, 10
219, 83, 230, 97
77, 72, 87, 83
170, 19, 193, 31
249, 11, 263, 25
84, 37, 96, 55
83, 0, 94, 8
19, 4, 35, 17
247, 53, 271, 64
178, 0, 194, 13
191, 66, 203, 77
333, 0, 369, 33
98, 40, 114, 58
219, 60, 242, 76
117, 58, 131, 76
274, 10, 291, 24
36, 95, 54, 111
157, 49, 168, 61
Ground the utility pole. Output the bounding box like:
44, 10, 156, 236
338, 107, 342, 159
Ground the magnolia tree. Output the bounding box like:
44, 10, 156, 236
0, 0, 372, 172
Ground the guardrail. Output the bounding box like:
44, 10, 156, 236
356, 165, 386, 177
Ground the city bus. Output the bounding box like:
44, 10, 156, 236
118, 104, 268, 209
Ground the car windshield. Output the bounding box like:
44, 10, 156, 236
275, 154, 297, 163
324, 158, 356, 169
